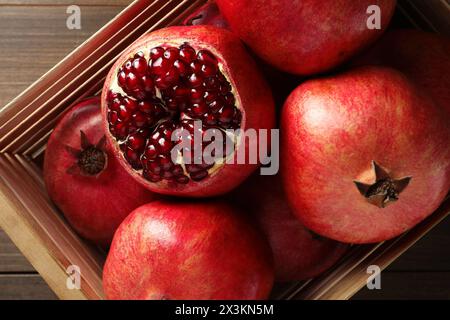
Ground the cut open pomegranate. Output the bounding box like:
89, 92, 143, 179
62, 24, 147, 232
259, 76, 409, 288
102, 26, 275, 197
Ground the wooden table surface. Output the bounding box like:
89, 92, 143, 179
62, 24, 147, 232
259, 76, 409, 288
0, 0, 449, 300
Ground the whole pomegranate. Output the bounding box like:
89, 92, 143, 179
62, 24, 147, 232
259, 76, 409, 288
103, 200, 274, 300
353, 29, 450, 113
216, 0, 396, 75
234, 174, 348, 282
183, 1, 229, 29
44, 97, 159, 247
102, 26, 275, 198
281, 66, 450, 244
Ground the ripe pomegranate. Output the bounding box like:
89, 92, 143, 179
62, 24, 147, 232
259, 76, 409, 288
353, 29, 450, 113
44, 97, 159, 247
233, 174, 348, 282
101, 26, 275, 197
281, 66, 450, 244
216, 0, 396, 75
183, 1, 229, 29
103, 200, 274, 300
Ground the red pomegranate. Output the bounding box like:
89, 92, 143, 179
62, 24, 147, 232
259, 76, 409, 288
44, 98, 159, 247
281, 66, 450, 244
102, 26, 275, 197
353, 29, 450, 113
103, 200, 274, 300
183, 1, 229, 29
234, 174, 348, 282
216, 0, 396, 75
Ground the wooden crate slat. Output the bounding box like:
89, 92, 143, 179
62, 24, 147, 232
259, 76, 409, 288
0, 154, 105, 299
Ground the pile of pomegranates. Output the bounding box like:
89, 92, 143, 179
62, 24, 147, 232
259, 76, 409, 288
42, 1, 450, 300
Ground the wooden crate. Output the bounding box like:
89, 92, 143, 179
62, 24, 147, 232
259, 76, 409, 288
0, 0, 448, 300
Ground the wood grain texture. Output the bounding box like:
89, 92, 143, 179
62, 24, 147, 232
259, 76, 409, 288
0, 275, 57, 300
0, 230, 34, 272
0, 6, 127, 108
353, 272, 450, 300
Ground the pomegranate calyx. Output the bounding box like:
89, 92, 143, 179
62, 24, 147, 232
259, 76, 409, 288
65, 131, 108, 177
354, 161, 412, 208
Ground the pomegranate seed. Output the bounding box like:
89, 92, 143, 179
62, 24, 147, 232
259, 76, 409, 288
109, 98, 121, 111
132, 57, 148, 75
204, 76, 220, 90
188, 73, 204, 88
190, 170, 208, 181
141, 75, 154, 93
220, 82, 232, 94
204, 91, 218, 103
119, 104, 131, 121
156, 137, 172, 154
159, 156, 173, 171
123, 97, 138, 111
224, 93, 235, 105
175, 86, 189, 98
150, 47, 165, 60
209, 99, 224, 113
155, 76, 170, 90
190, 61, 202, 74
190, 88, 205, 103
164, 67, 180, 87
180, 44, 196, 63
151, 57, 170, 76
172, 165, 183, 176
108, 111, 119, 125
144, 170, 162, 183
174, 60, 189, 76
164, 47, 180, 63
176, 175, 189, 184
132, 111, 149, 127
197, 50, 218, 65
192, 102, 207, 116
125, 73, 139, 90
219, 105, 234, 123
124, 61, 133, 72
118, 71, 127, 87
114, 122, 128, 140
145, 144, 158, 160
108, 91, 119, 101
204, 113, 217, 126
148, 161, 161, 174
201, 63, 218, 77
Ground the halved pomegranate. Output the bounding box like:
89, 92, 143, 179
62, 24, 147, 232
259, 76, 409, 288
102, 26, 275, 197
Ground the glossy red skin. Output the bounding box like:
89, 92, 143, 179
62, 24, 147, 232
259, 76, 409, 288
44, 98, 159, 247
102, 26, 275, 198
281, 66, 450, 244
103, 201, 274, 300
234, 174, 348, 282
183, 1, 229, 29
216, 0, 396, 75
353, 29, 450, 114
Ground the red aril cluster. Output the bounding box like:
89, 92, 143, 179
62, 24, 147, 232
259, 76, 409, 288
107, 43, 241, 186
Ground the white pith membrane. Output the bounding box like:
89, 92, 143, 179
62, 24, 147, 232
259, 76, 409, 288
106, 40, 243, 185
